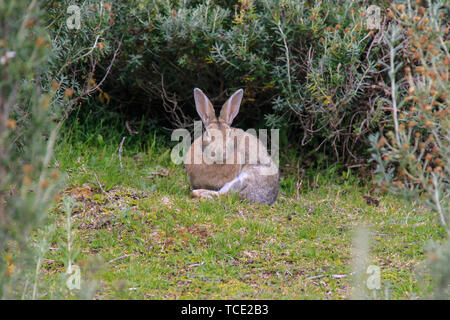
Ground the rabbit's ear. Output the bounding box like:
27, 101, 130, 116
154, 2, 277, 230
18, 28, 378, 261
194, 88, 216, 126
219, 89, 243, 125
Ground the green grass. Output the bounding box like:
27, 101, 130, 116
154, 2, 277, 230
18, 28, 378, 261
42, 122, 446, 299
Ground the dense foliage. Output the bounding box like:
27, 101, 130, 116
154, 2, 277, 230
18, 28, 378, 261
44, 0, 396, 164
370, 0, 449, 298
0, 0, 64, 298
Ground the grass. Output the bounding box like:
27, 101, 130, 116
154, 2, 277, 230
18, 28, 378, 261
40, 118, 446, 299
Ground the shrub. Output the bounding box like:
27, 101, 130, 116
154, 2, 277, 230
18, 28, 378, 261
369, 0, 449, 298
215, 0, 386, 163
0, 0, 63, 298
44, 0, 391, 165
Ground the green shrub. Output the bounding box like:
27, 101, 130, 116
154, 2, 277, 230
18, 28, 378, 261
0, 0, 63, 298
45, 0, 391, 164
369, 0, 449, 298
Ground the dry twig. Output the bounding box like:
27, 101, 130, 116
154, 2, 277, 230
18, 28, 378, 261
118, 136, 126, 170
144, 167, 170, 180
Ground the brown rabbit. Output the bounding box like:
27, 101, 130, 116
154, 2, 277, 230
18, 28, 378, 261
185, 88, 279, 205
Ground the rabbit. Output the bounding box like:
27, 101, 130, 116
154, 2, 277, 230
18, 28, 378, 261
184, 88, 279, 205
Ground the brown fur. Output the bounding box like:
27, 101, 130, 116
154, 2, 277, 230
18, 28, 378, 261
185, 88, 279, 205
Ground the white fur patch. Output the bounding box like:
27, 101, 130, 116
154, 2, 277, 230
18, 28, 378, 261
219, 172, 249, 194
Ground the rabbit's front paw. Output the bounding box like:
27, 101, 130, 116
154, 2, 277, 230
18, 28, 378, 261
191, 189, 219, 199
